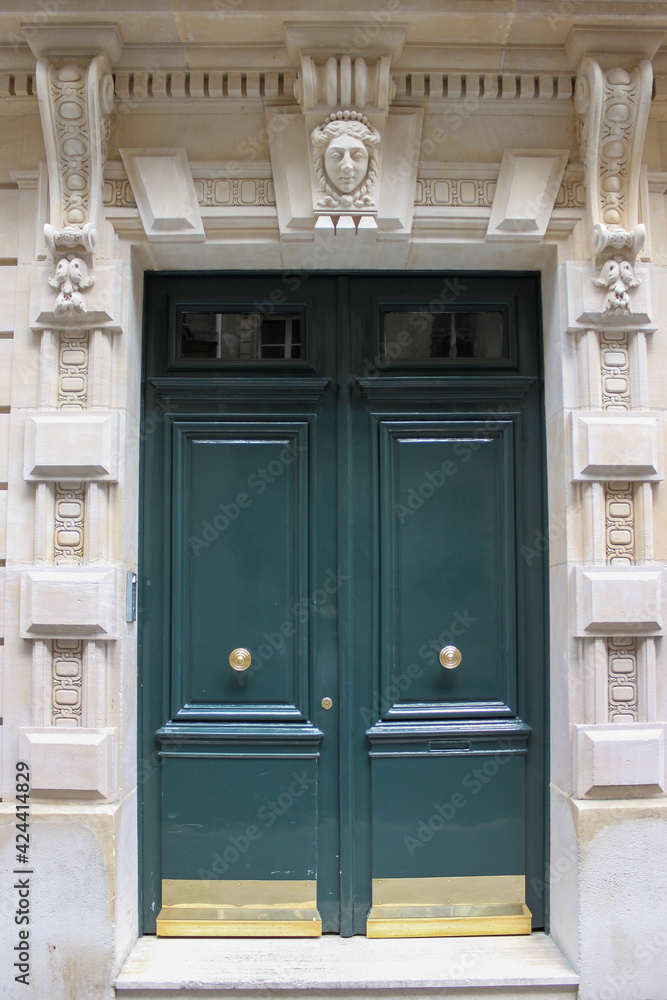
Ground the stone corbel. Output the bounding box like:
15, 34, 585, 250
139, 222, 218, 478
269, 22, 421, 244
26, 26, 121, 324
571, 29, 658, 319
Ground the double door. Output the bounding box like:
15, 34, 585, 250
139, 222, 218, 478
140, 272, 546, 937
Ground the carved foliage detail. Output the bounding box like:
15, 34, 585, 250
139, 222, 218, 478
607, 637, 638, 722
576, 58, 651, 319
594, 257, 641, 315
52, 639, 84, 726
49, 256, 95, 316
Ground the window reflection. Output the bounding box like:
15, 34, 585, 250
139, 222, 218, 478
384, 311, 504, 361
181, 313, 302, 361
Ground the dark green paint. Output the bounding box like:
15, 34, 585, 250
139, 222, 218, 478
162, 754, 318, 881
139, 272, 547, 936
379, 419, 516, 715
370, 752, 526, 879
172, 420, 310, 718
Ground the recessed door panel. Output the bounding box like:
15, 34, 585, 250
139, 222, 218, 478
379, 419, 517, 717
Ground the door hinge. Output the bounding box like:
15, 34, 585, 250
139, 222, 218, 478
126, 571, 137, 623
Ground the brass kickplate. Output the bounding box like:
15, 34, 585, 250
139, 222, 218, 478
366, 875, 532, 938
157, 879, 322, 938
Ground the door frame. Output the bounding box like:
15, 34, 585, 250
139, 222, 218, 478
138, 270, 550, 936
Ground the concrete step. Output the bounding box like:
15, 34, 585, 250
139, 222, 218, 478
115, 931, 578, 1000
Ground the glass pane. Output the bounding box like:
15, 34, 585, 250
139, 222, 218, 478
180, 313, 302, 361
383, 311, 504, 361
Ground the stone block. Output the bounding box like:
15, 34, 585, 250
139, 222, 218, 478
574, 565, 667, 636
24, 410, 120, 481
486, 149, 569, 240
570, 411, 664, 481
120, 148, 205, 242
574, 724, 665, 796
20, 567, 118, 639
19, 727, 117, 798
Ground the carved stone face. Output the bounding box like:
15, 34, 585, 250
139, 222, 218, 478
323, 133, 369, 194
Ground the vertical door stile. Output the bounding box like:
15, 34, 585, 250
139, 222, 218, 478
337, 274, 357, 936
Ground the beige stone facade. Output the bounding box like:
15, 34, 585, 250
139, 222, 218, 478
0, 3, 667, 998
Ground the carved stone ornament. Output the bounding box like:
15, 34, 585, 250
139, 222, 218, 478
296, 54, 395, 115
35, 54, 114, 319
311, 110, 381, 212
593, 256, 641, 316
575, 57, 652, 317
49, 255, 95, 316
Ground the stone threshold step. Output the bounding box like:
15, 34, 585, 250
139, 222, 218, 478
115, 931, 578, 1000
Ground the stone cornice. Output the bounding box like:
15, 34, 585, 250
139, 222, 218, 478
3, 40, 667, 77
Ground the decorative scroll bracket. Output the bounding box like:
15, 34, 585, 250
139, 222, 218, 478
574, 49, 653, 318
28, 26, 119, 324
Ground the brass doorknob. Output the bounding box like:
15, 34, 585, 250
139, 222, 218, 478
229, 648, 251, 671
439, 645, 462, 669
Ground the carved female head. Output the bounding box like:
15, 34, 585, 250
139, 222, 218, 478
311, 111, 381, 207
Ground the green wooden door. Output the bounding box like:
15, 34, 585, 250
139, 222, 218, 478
140, 272, 547, 938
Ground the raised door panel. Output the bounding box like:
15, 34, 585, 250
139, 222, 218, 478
379, 418, 517, 718
171, 419, 311, 721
